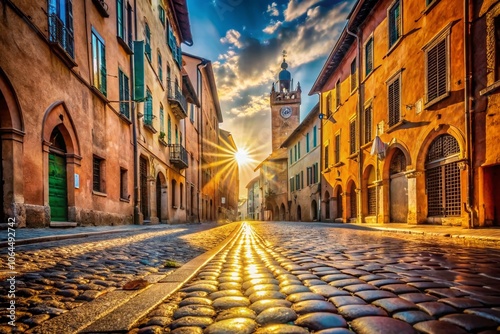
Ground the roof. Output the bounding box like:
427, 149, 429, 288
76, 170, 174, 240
170, 0, 193, 45
309, 0, 379, 95
280, 103, 320, 148
219, 128, 237, 151
182, 52, 223, 122
246, 175, 260, 189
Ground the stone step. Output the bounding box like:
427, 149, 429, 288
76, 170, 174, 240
49, 221, 78, 227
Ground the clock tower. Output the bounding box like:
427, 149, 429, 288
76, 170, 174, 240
270, 51, 301, 152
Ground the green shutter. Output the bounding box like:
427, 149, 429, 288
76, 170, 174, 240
133, 41, 145, 101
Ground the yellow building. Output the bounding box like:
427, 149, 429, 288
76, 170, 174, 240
311, 0, 470, 226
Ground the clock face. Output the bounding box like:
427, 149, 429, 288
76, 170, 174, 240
280, 106, 292, 119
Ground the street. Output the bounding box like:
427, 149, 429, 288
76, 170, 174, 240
2, 222, 500, 333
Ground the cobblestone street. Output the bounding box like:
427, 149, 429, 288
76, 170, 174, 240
2, 221, 500, 333
133, 222, 500, 334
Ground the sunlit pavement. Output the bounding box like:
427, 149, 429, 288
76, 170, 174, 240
2, 221, 500, 333
131, 221, 500, 333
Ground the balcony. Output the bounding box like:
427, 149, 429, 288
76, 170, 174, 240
167, 80, 188, 119
48, 14, 76, 67
169, 144, 188, 169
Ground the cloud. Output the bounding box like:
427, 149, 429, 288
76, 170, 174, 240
283, 0, 323, 22
267, 2, 279, 16
220, 29, 244, 49
263, 20, 282, 34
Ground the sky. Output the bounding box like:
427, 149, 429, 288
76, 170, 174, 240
185, 0, 356, 197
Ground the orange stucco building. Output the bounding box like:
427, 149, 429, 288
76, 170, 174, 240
311, 0, 474, 227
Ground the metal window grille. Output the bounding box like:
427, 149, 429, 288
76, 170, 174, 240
349, 119, 356, 155
426, 135, 461, 217
93, 157, 102, 192
365, 38, 373, 76
390, 150, 407, 174
364, 106, 373, 144
389, 0, 401, 47
427, 39, 447, 103
367, 186, 376, 215
388, 77, 400, 127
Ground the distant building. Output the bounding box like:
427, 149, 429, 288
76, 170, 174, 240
238, 198, 248, 221
255, 54, 301, 221
310, 0, 470, 226
281, 104, 321, 222
246, 176, 260, 220
217, 129, 239, 222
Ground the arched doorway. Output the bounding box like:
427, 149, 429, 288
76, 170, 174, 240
348, 181, 357, 221
426, 135, 461, 218
156, 172, 167, 223
140, 157, 149, 220
297, 205, 302, 221
280, 203, 286, 220
311, 200, 318, 221
324, 191, 330, 220
335, 186, 343, 221
48, 127, 68, 221
389, 149, 408, 222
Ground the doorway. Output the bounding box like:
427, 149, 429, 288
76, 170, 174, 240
140, 157, 149, 220
48, 128, 68, 221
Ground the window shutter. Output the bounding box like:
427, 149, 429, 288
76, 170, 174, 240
66, 0, 74, 33
427, 39, 447, 102
133, 41, 145, 101
100, 43, 107, 95
364, 106, 372, 144
349, 119, 356, 154
388, 77, 400, 127
365, 38, 373, 75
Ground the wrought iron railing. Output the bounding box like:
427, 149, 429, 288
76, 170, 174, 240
167, 80, 187, 116
169, 144, 188, 168
48, 14, 74, 58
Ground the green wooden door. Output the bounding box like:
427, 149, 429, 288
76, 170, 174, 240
49, 153, 67, 221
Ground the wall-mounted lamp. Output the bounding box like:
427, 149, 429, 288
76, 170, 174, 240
318, 113, 337, 123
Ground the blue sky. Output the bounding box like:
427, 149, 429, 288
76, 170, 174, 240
185, 0, 355, 196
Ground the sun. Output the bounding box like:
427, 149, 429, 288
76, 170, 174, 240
234, 148, 250, 166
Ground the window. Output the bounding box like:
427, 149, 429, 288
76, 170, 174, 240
426, 135, 461, 217
364, 105, 373, 145
120, 168, 128, 200
350, 58, 357, 92
307, 167, 312, 186
387, 75, 401, 127
171, 179, 177, 207
190, 104, 195, 123
313, 163, 319, 183
324, 144, 329, 169
158, 5, 166, 26
48, 0, 74, 57
335, 80, 341, 109
349, 118, 356, 155
116, 0, 132, 48
118, 69, 130, 118
313, 126, 317, 147
180, 183, 184, 208
145, 23, 151, 60
295, 174, 300, 191
144, 90, 153, 126
289, 149, 293, 164
326, 94, 332, 117
334, 133, 341, 163
290, 177, 295, 192
158, 52, 163, 83
294, 145, 298, 162
298, 141, 301, 160
167, 115, 172, 143
365, 37, 374, 76
93, 156, 105, 193
388, 0, 402, 48
175, 125, 179, 144
425, 33, 449, 105
159, 105, 164, 134
301, 171, 304, 189
306, 133, 310, 153
91, 29, 106, 95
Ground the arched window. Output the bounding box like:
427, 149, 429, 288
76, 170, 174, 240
426, 135, 461, 217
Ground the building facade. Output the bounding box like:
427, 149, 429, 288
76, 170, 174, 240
281, 104, 321, 222
0, 0, 140, 227
246, 176, 260, 220
310, 0, 470, 226
217, 129, 239, 222
472, 0, 500, 226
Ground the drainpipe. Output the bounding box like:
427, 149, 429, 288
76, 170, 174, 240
463, 0, 474, 228
316, 92, 323, 221
132, 0, 139, 224
196, 59, 209, 222
346, 26, 363, 224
